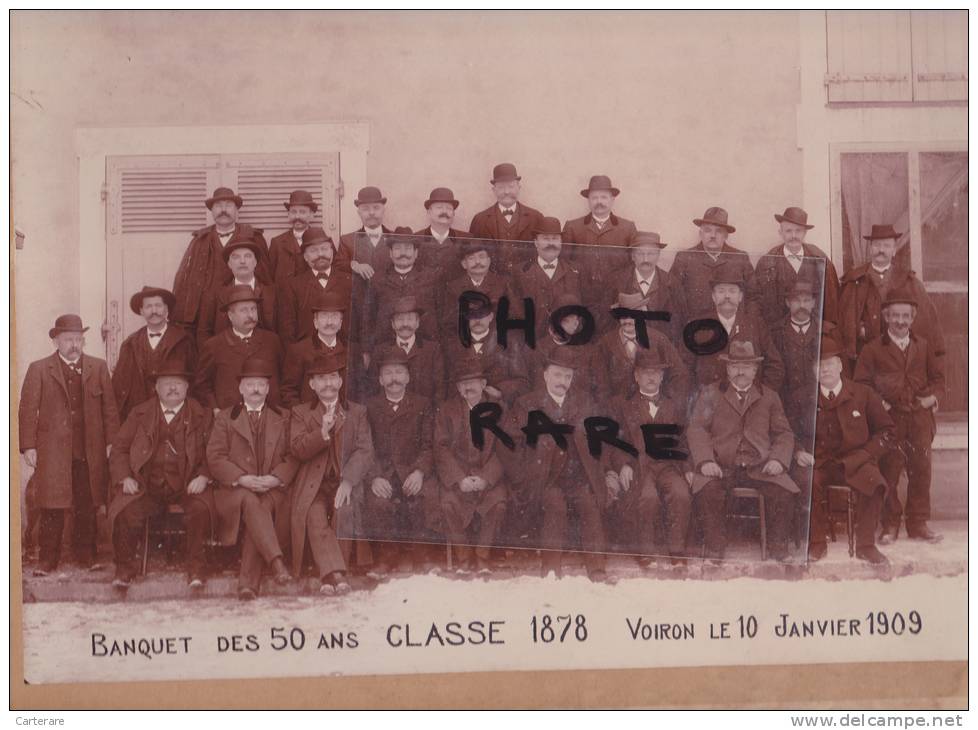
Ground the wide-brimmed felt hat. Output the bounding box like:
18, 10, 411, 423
220, 285, 262, 311
306, 352, 346, 376
719, 340, 764, 363
630, 231, 667, 249
634, 348, 672, 371
615, 291, 649, 310
863, 224, 901, 241
49, 314, 89, 339
310, 290, 348, 313
580, 174, 620, 198
222, 236, 264, 262
376, 350, 410, 371
354, 186, 387, 207
424, 187, 460, 210
819, 337, 845, 361
205, 187, 243, 210
151, 359, 192, 382
130, 286, 176, 315
693, 206, 735, 233
882, 287, 917, 309
390, 295, 425, 317
545, 347, 579, 370
775, 206, 814, 229
533, 217, 563, 237
284, 189, 319, 213
453, 357, 486, 383
237, 357, 276, 380
710, 267, 747, 289
783, 279, 819, 299
299, 227, 335, 252
491, 163, 521, 184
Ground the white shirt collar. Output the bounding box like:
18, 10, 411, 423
293, 228, 306, 240
471, 331, 489, 344
393, 265, 413, 275
160, 401, 185, 416
234, 276, 256, 289
146, 323, 168, 347
469, 274, 486, 287
717, 311, 737, 332
791, 318, 811, 332
245, 402, 265, 414
430, 227, 450, 244
635, 268, 655, 286
320, 398, 339, 412
820, 380, 843, 399
318, 333, 338, 348
547, 390, 566, 407
871, 264, 890, 275
538, 256, 558, 275
889, 331, 910, 350
58, 353, 81, 366
231, 327, 255, 340
498, 204, 517, 216
591, 214, 610, 225
386, 392, 405, 405
364, 225, 383, 236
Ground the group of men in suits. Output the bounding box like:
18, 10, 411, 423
18, 162, 947, 593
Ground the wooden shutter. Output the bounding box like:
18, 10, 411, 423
825, 11, 913, 103
911, 11, 968, 102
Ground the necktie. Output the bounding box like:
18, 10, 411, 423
247, 410, 261, 430
317, 271, 328, 281
503, 209, 514, 219
67, 362, 81, 376
389, 400, 399, 413
542, 263, 556, 271
737, 390, 748, 405
827, 391, 836, 402
793, 322, 808, 335
473, 342, 484, 354
148, 332, 163, 339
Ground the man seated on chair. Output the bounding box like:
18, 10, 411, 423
797, 337, 894, 565
108, 360, 215, 589
687, 340, 798, 562
206, 358, 297, 600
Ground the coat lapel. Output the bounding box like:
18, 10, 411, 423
262, 408, 282, 474
231, 408, 256, 452
47, 353, 69, 400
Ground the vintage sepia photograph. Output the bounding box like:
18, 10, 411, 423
10, 9, 968, 709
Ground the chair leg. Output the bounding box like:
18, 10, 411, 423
141, 518, 150, 576
846, 490, 856, 558
446, 541, 453, 571
825, 493, 836, 543
758, 495, 767, 561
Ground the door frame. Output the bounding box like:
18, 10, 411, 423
75, 121, 370, 359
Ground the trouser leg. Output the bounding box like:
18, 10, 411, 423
855, 484, 885, 549
904, 412, 934, 528
38, 510, 66, 569
658, 470, 692, 556
808, 466, 830, 549
71, 460, 97, 564
112, 493, 162, 578
180, 495, 211, 578
474, 501, 505, 566
694, 480, 727, 559
307, 491, 347, 578
240, 492, 283, 562
752, 481, 792, 557
364, 485, 398, 566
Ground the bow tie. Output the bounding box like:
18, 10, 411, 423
316, 272, 329, 280
502, 209, 515, 218
787, 253, 802, 261
640, 393, 659, 404
792, 322, 810, 334
148, 332, 163, 339
399, 341, 411, 352
542, 263, 556, 271
163, 409, 176, 416
238, 336, 252, 345
218, 231, 234, 240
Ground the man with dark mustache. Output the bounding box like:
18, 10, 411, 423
336, 186, 396, 280
268, 190, 318, 285
562, 175, 637, 278
366, 296, 446, 402
414, 187, 471, 278
280, 290, 348, 407
441, 238, 514, 341
468, 163, 546, 274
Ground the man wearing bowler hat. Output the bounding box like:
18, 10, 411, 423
196, 234, 279, 347
19, 315, 120, 574
337, 186, 396, 280
562, 175, 637, 275
750, 207, 840, 327
281, 290, 348, 407
468, 163, 546, 274
172, 187, 269, 335
195, 285, 284, 411
113, 286, 196, 420
288, 352, 374, 594
414, 187, 471, 277
107, 359, 215, 588
366, 295, 446, 403
687, 340, 798, 562
269, 190, 319, 285
207, 357, 297, 600
670, 206, 756, 320
838, 224, 944, 370
441, 237, 516, 340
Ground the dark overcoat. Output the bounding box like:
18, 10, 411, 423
112, 324, 196, 419
280, 336, 347, 408
194, 328, 284, 410
278, 268, 354, 346
687, 308, 785, 392
441, 331, 530, 406
195, 280, 279, 347
561, 212, 637, 275
414, 226, 470, 279
511, 258, 588, 340
268, 230, 309, 284
594, 327, 689, 404
749, 242, 840, 326
468, 202, 546, 274
854, 332, 945, 419
363, 337, 446, 403
669, 242, 757, 320
337, 226, 396, 275
441, 270, 515, 339
610, 392, 690, 480
603, 265, 687, 342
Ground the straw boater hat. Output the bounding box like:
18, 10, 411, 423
354, 186, 387, 207
491, 163, 521, 184
284, 190, 318, 213
580, 174, 620, 198
693, 206, 735, 233
719, 340, 764, 363
48, 314, 89, 339
424, 187, 460, 210
129, 286, 176, 315
774, 206, 814, 229
205, 187, 243, 210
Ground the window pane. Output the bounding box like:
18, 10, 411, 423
839, 152, 910, 271
920, 151, 968, 282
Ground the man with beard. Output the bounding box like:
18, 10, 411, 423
468, 163, 546, 274
196, 235, 278, 347
562, 175, 637, 277
280, 290, 348, 407
108, 360, 214, 589
838, 224, 944, 372
207, 358, 296, 600
363, 352, 438, 576
687, 341, 798, 562
855, 291, 945, 545
366, 296, 446, 402
112, 286, 196, 420
435, 358, 510, 574
288, 353, 374, 595
195, 286, 284, 411
171, 187, 268, 335
670, 206, 756, 320
750, 207, 840, 327
19, 315, 120, 574
278, 227, 353, 346
441, 238, 515, 340
337, 186, 395, 280
414, 187, 471, 277
268, 190, 318, 285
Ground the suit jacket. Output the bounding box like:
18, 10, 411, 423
278, 267, 353, 345
112, 323, 196, 420
196, 280, 279, 348
562, 212, 637, 275
441, 270, 515, 339
365, 336, 446, 403
770, 318, 822, 445
337, 226, 395, 275
442, 331, 530, 406
194, 328, 284, 410
289, 399, 374, 574
206, 402, 297, 545
414, 226, 470, 279
19, 353, 120, 509
107, 396, 215, 533
854, 332, 946, 414
669, 243, 757, 321
364, 264, 440, 349
687, 382, 798, 494
610, 391, 690, 480
468, 202, 546, 274
689, 308, 785, 392
525, 337, 605, 402
268, 229, 310, 284
749, 243, 840, 326
512, 257, 587, 339
365, 392, 434, 483
595, 327, 690, 404
280, 335, 346, 407
604, 265, 686, 342
171, 223, 268, 327
838, 263, 945, 365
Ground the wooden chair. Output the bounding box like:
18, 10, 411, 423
140, 504, 190, 575
825, 484, 856, 558
728, 486, 767, 561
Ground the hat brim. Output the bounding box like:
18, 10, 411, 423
630, 240, 667, 249
863, 234, 901, 241
49, 326, 89, 339
390, 307, 425, 317
424, 200, 460, 210
454, 372, 487, 383
221, 242, 264, 262
580, 187, 620, 198
129, 288, 176, 315
205, 196, 243, 210
300, 239, 335, 252
774, 214, 814, 230
693, 218, 736, 233
883, 298, 917, 308
151, 370, 192, 381
718, 354, 764, 363
354, 198, 387, 207
220, 295, 263, 312
491, 176, 521, 184
284, 201, 319, 213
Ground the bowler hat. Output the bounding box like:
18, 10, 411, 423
546, 347, 579, 371
129, 286, 176, 315
491, 163, 521, 184
283, 190, 319, 213
151, 359, 192, 382
48, 314, 89, 339
463, 297, 494, 320
236, 357, 276, 380
459, 238, 492, 260
299, 227, 335, 253
719, 340, 764, 363
882, 287, 917, 309
863, 224, 901, 241
387, 227, 421, 248
354, 186, 387, 207
390, 295, 425, 317
424, 187, 460, 210
818, 337, 845, 361
533, 217, 563, 236
783, 279, 819, 299
220, 285, 262, 312
222, 236, 264, 262
452, 357, 486, 383
630, 231, 667, 249
205, 187, 243, 210
306, 352, 346, 376
615, 291, 649, 310
376, 351, 411, 371
775, 206, 814, 229
310, 290, 349, 313
634, 348, 672, 371
693, 206, 736, 233
580, 175, 620, 198
710, 268, 746, 289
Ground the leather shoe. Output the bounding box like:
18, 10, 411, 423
808, 543, 828, 562
855, 546, 890, 566
270, 557, 291, 585
906, 524, 943, 543
878, 525, 899, 545
238, 587, 257, 601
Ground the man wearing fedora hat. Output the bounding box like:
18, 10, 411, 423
524, 293, 604, 403
336, 186, 396, 280
750, 207, 840, 327
207, 357, 297, 599
171, 187, 269, 336
281, 290, 348, 407
107, 360, 215, 588
435, 357, 510, 574
838, 224, 944, 371
278, 227, 353, 346
195, 235, 279, 347
112, 286, 196, 420
440, 237, 516, 341
289, 352, 374, 594
797, 337, 893, 564
670, 206, 757, 320
855, 289, 946, 545
195, 285, 284, 412
414, 187, 471, 276
687, 340, 798, 562
365, 295, 446, 403
19, 315, 120, 574
562, 175, 637, 276
608, 348, 692, 565
468, 163, 546, 273
268, 190, 319, 285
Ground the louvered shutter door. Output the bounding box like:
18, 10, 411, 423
825, 11, 913, 103
911, 11, 968, 102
